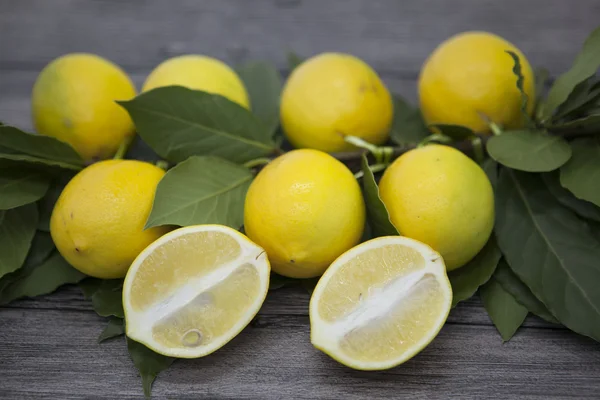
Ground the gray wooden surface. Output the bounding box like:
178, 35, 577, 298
1, 1, 600, 399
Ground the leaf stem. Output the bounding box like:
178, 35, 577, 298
489, 122, 503, 136
354, 163, 387, 179
113, 135, 135, 160
417, 133, 453, 147
243, 157, 272, 169
344, 135, 395, 164
471, 136, 486, 164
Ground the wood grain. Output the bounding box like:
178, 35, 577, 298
1, 0, 598, 75
1, 307, 599, 399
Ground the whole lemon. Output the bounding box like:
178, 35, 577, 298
244, 149, 365, 278
142, 55, 250, 108
32, 53, 136, 162
50, 160, 171, 279
280, 53, 393, 153
419, 31, 535, 133
379, 145, 494, 271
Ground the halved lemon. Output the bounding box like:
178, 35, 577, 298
123, 224, 270, 358
309, 236, 452, 370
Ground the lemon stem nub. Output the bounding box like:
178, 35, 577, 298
155, 160, 169, 170
113, 134, 135, 160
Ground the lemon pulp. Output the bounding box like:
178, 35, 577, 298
310, 236, 452, 370
123, 225, 270, 358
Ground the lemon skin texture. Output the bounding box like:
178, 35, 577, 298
142, 55, 250, 109
419, 31, 535, 133
378, 145, 494, 271
244, 149, 366, 278
50, 160, 172, 279
280, 53, 393, 152
32, 53, 136, 162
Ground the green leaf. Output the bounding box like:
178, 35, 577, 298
0, 126, 83, 165
0, 252, 85, 305
560, 137, 600, 207
495, 168, 600, 341
552, 77, 600, 121
91, 280, 124, 318
534, 67, 550, 120
79, 278, 103, 300
236, 61, 282, 135
0, 152, 83, 172
493, 259, 559, 324
269, 272, 297, 291
287, 51, 304, 71
119, 86, 276, 164
360, 155, 399, 237
127, 337, 175, 399
487, 130, 571, 172
550, 113, 600, 134
541, 26, 600, 120
0, 231, 55, 295
505, 51, 532, 126
98, 317, 125, 343
146, 156, 253, 229
448, 236, 501, 307
542, 171, 600, 222
389, 96, 429, 145
429, 124, 474, 140
0, 204, 38, 279
480, 277, 528, 342
0, 169, 50, 210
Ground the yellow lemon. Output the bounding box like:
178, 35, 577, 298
310, 236, 452, 370
244, 149, 365, 278
50, 160, 171, 279
32, 53, 136, 162
142, 55, 250, 108
419, 31, 535, 133
123, 224, 270, 358
280, 53, 393, 152
378, 145, 494, 270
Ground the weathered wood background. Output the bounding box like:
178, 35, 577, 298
1, 1, 600, 399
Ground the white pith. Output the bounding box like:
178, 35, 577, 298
123, 224, 270, 358
309, 236, 452, 370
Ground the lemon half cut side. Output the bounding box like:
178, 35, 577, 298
123, 224, 270, 358
309, 236, 452, 370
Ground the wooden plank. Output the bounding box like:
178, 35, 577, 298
1, 0, 598, 75
0, 308, 598, 399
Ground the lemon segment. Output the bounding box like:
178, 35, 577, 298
309, 236, 452, 370
123, 225, 270, 358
